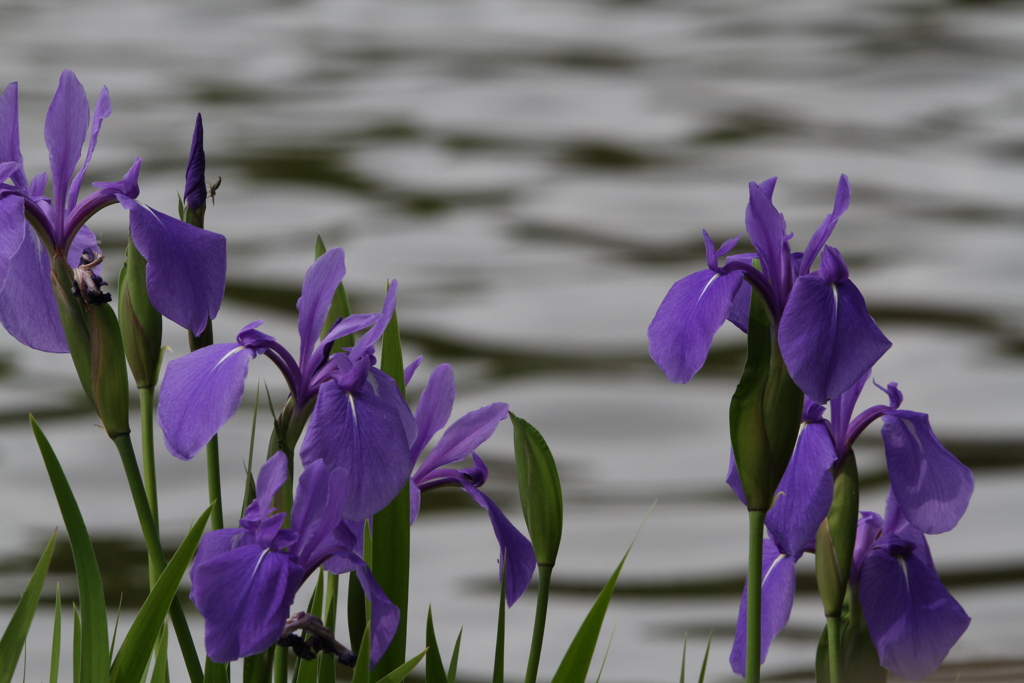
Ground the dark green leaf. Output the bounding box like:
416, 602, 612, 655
424, 607, 448, 683
0, 530, 57, 683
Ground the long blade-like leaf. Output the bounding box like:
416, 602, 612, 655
447, 629, 462, 683
50, 583, 62, 683
110, 504, 213, 683
352, 623, 372, 683
32, 416, 109, 683
550, 507, 652, 683
424, 607, 447, 683
375, 649, 428, 683
0, 530, 57, 683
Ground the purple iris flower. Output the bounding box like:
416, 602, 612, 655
648, 176, 891, 405
751, 372, 973, 556
729, 491, 969, 680
158, 247, 414, 519
407, 363, 537, 605
191, 451, 398, 664
0, 70, 226, 352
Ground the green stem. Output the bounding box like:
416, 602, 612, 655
524, 564, 553, 683
139, 386, 159, 586
746, 509, 766, 683
827, 615, 843, 683
112, 433, 203, 683
493, 561, 507, 683
206, 434, 224, 530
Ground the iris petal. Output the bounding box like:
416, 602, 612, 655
125, 198, 226, 336
648, 269, 745, 383
462, 484, 537, 606
729, 539, 797, 674
765, 421, 837, 556
417, 402, 509, 475
158, 343, 255, 460
859, 538, 970, 680
296, 247, 346, 367
881, 410, 973, 534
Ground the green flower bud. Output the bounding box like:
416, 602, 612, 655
118, 237, 163, 389
815, 453, 860, 618
511, 413, 563, 567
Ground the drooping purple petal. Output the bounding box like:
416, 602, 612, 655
858, 537, 970, 681
67, 85, 111, 207
44, 70, 89, 241
296, 247, 346, 367
729, 538, 797, 674
778, 263, 891, 404
300, 370, 414, 519
124, 198, 226, 335
417, 402, 509, 475
251, 452, 289, 520
0, 82, 27, 188
190, 543, 305, 663
350, 554, 400, 667
411, 363, 456, 464
880, 410, 973, 534
462, 484, 537, 606
0, 204, 67, 353
158, 343, 256, 460
765, 421, 838, 556
648, 269, 745, 383
350, 280, 398, 361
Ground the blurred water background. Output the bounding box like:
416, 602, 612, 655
1, 0, 1023, 680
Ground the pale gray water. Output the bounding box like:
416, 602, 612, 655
1, 0, 1023, 681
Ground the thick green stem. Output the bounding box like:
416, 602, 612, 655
746, 509, 765, 683
206, 434, 224, 530
112, 434, 203, 683
139, 386, 159, 586
524, 564, 553, 683
273, 644, 288, 683
827, 615, 843, 683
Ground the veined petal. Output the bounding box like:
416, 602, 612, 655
0, 202, 67, 353
799, 175, 851, 276
124, 198, 226, 335
881, 410, 973, 534
44, 70, 89, 235
0, 82, 27, 188
300, 369, 414, 519
745, 179, 787, 290
68, 85, 111, 207
418, 402, 509, 475
297, 247, 346, 367
158, 343, 255, 460
411, 364, 456, 464
765, 421, 838, 556
462, 484, 537, 606
778, 273, 890, 404
729, 538, 797, 674
648, 269, 745, 383
350, 554, 400, 667
190, 543, 304, 663
859, 538, 970, 680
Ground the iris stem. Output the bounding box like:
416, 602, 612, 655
827, 615, 843, 683
273, 644, 288, 683
524, 564, 553, 683
206, 434, 224, 530
112, 433, 203, 683
139, 386, 159, 586
746, 509, 765, 683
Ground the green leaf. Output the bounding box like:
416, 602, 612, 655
492, 564, 506, 683
510, 414, 563, 568
550, 509, 650, 683
352, 622, 372, 683
295, 574, 326, 683
447, 629, 462, 683
32, 416, 109, 683
148, 624, 169, 683
371, 290, 410, 681
50, 583, 61, 683
73, 605, 82, 683
374, 649, 428, 683
0, 530, 57, 683
424, 607, 448, 683
697, 632, 711, 683
110, 504, 213, 683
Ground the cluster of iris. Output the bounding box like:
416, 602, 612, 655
649, 177, 974, 680
0, 71, 536, 666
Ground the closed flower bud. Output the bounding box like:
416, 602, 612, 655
511, 413, 563, 568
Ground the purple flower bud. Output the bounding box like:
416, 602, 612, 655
183, 113, 206, 213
